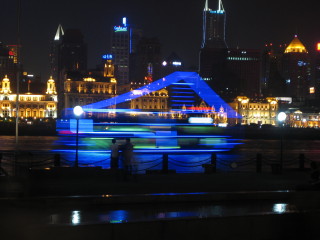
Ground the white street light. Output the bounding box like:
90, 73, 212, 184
277, 112, 287, 122
73, 106, 84, 117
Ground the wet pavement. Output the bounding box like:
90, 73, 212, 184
1, 169, 320, 240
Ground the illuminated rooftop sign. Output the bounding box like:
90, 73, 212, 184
172, 61, 182, 66
210, 10, 224, 14
122, 17, 127, 26
114, 17, 128, 32
114, 26, 128, 32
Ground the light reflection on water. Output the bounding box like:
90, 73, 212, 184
1, 136, 320, 173
50, 201, 298, 226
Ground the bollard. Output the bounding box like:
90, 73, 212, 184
162, 153, 168, 173
54, 153, 61, 167
256, 153, 262, 173
299, 153, 305, 171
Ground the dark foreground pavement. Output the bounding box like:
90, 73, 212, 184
0, 167, 314, 197
1, 168, 320, 240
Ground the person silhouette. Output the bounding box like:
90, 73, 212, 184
110, 139, 119, 169
123, 138, 133, 179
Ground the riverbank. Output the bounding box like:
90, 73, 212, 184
1, 121, 320, 140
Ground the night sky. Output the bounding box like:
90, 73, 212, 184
1, 0, 319, 80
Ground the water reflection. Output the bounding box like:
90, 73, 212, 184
50, 201, 298, 226
71, 211, 81, 225
273, 203, 288, 214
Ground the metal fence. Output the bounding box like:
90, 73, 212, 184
0, 150, 311, 177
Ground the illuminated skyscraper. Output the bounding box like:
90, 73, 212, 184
199, 0, 228, 94
110, 17, 142, 85
50, 24, 64, 81
199, 1, 262, 100
282, 35, 311, 100
50, 25, 87, 117
201, 0, 227, 49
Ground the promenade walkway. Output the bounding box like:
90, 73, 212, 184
0, 167, 313, 198
1, 168, 320, 240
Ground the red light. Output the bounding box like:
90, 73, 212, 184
317, 43, 320, 51
8, 51, 14, 56
187, 107, 213, 111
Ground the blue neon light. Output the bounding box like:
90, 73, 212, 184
171, 100, 195, 102
171, 96, 195, 98
210, 10, 224, 14
171, 104, 193, 107
172, 83, 194, 85
82, 72, 239, 119
172, 92, 194, 94
114, 26, 128, 32
171, 87, 193, 90
102, 54, 113, 60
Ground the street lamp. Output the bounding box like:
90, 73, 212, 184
73, 106, 84, 167
277, 112, 287, 173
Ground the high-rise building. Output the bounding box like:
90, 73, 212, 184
313, 42, 320, 101
282, 35, 311, 101
226, 48, 261, 97
131, 37, 162, 83
261, 43, 287, 97
199, 0, 262, 100
50, 24, 64, 81
199, 0, 228, 95
50, 26, 87, 117
0, 43, 16, 82
58, 28, 87, 76
110, 17, 142, 85
201, 0, 227, 49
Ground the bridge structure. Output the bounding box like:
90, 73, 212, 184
76, 71, 239, 119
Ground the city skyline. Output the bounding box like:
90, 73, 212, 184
1, 0, 319, 80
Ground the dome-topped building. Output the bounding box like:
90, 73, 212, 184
282, 35, 311, 100
284, 35, 308, 53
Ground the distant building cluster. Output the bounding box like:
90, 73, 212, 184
1, 0, 320, 128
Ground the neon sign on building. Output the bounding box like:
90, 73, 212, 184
102, 54, 113, 60
114, 26, 127, 32
114, 17, 128, 32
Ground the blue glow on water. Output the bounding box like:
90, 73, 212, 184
53, 121, 244, 173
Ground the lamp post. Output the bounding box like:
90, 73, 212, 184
73, 106, 84, 168
277, 112, 286, 173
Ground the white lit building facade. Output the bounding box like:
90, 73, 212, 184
0, 75, 58, 118
230, 96, 278, 125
